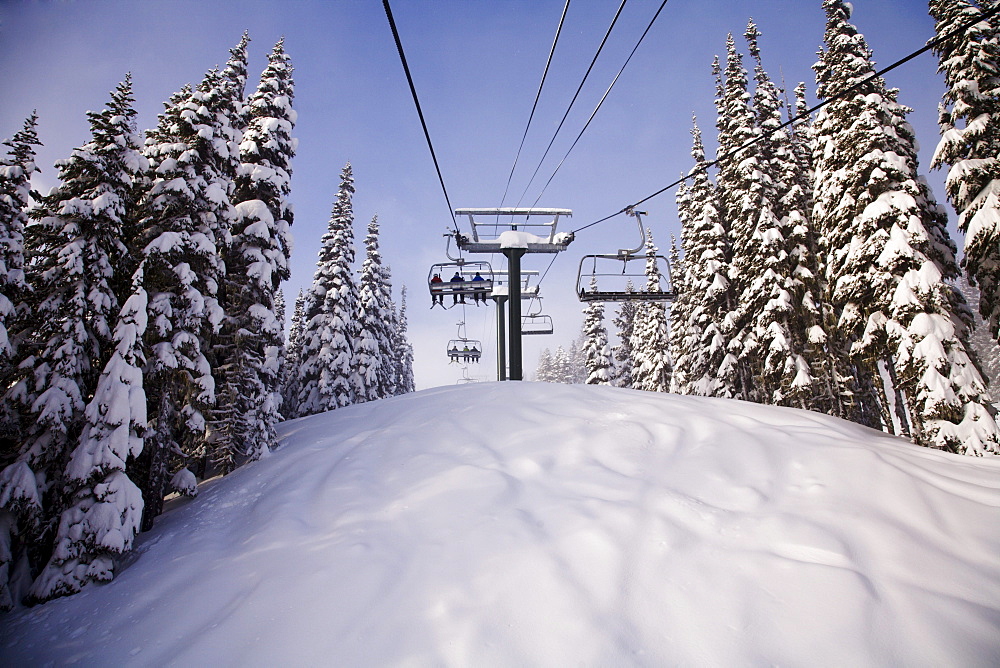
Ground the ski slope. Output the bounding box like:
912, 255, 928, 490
2, 382, 999, 666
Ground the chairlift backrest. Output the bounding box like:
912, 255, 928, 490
575, 253, 675, 303
521, 314, 554, 336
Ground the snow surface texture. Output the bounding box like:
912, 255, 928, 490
2, 383, 999, 666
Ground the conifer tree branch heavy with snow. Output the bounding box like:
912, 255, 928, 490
929, 0, 1000, 342
813, 0, 999, 455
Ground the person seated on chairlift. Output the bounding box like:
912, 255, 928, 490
451, 271, 466, 304
462, 344, 471, 362
470, 345, 480, 361
430, 273, 444, 307
449, 345, 460, 362
471, 271, 487, 304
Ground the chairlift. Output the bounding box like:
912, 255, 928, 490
576, 209, 675, 302
453, 207, 574, 254
446, 321, 482, 363
520, 298, 553, 335
447, 339, 482, 363
429, 235, 494, 308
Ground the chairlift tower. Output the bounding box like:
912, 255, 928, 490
453, 207, 573, 381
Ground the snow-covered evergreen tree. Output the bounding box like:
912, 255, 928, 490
734, 20, 830, 410
957, 276, 1000, 392
355, 216, 394, 402
673, 119, 733, 398
581, 280, 612, 385
629, 232, 672, 393
813, 0, 999, 454
0, 114, 40, 375
0, 77, 147, 604
535, 348, 552, 382
713, 38, 760, 400
611, 283, 638, 388
393, 286, 416, 395
26, 270, 147, 603
296, 163, 359, 415
212, 35, 295, 471
666, 232, 691, 393
0, 113, 41, 467
282, 289, 306, 417
929, 0, 1000, 341
133, 60, 241, 528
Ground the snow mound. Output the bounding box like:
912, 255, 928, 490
2, 383, 999, 666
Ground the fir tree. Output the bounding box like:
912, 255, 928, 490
535, 348, 555, 382
0, 114, 40, 375
355, 216, 394, 402
581, 283, 612, 385
814, 0, 999, 454
212, 36, 295, 471
737, 20, 830, 410
673, 119, 733, 397
297, 163, 359, 415
282, 289, 306, 417
0, 78, 146, 603
611, 284, 638, 388
929, 0, 1000, 341
629, 232, 672, 393
393, 287, 416, 395
133, 61, 240, 529
0, 114, 41, 468
26, 270, 147, 603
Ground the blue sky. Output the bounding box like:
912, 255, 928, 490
1, 0, 944, 389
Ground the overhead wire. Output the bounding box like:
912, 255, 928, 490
510, 0, 629, 207
498, 0, 573, 210
526, 0, 671, 209
571, 0, 1000, 235
382, 0, 458, 231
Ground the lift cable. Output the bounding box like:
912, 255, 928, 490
510, 0, 629, 208
498, 0, 573, 210
382, 0, 458, 231
524, 0, 671, 209
571, 1, 1000, 235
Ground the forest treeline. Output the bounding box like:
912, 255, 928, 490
0, 34, 414, 609
544, 1, 1000, 457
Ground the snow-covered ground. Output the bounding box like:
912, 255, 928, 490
2, 383, 999, 666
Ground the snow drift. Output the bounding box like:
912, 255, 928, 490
1, 382, 998, 666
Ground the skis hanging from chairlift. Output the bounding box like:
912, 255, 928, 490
575, 208, 676, 303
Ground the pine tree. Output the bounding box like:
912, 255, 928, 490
393, 286, 416, 395
735, 20, 830, 410
713, 37, 760, 400
611, 284, 638, 388
667, 232, 691, 393
581, 281, 612, 385
297, 163, 359, 415
0, 77, 147, 604
0, 114, 41, 467
957, 276, 1000, 391
814, 0, 999, 454
0, 114, 40, 375
133, 61, 240, 529
26, 271, 147, 603
673, 119, 733, 397
929, 0, 1000, 341
629, 232, 672, 393
535, 348, 555, 382
355, 216, 394, 402
212, 36, 295, 471
282, 289, 306, 417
